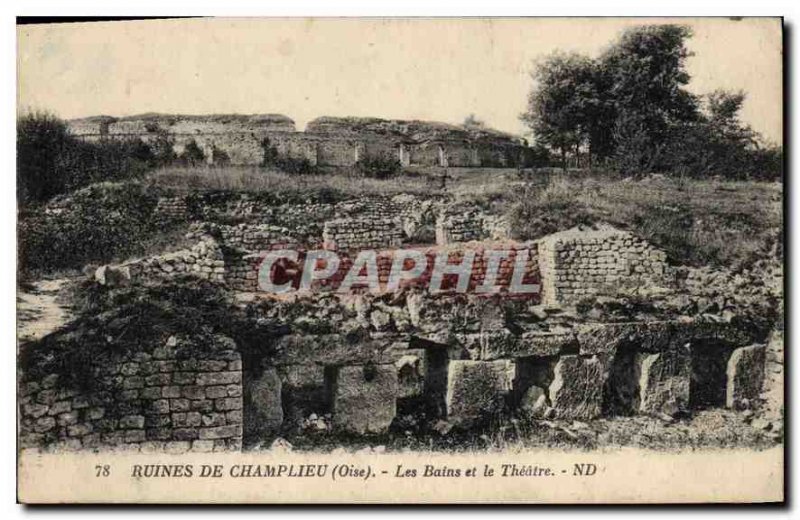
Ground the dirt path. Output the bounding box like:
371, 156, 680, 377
17, 279, 74, 345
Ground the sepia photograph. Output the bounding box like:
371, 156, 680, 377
15, 16, 784, 504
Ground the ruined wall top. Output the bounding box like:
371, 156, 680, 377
68, 113, 297, 136
305, 115, 523, 146
67, 113, 525, 148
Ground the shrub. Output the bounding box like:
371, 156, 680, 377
18, 278, 282, 394
274, 156, 317, 175
260, 137, 317, 174
355, 154, 402, 179
17, 111, 75, 204
178, 139, 206, 166
507, 176, 593, 240
17, 182, 164, 275
17, 111, 161, 206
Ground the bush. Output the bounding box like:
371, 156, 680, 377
17, 111, 162, 206
18, 278, 282, 395
507, 176, 593, 240
274, 156, 317, 175
178, 139, 207, 166
658, 121, 783, 181
355, 154, 402, 179
17, 182, 164, 275
260, 137, 317, 175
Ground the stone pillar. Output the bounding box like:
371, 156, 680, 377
548, 355, 604, 420
437, 145, 448, 167
445, 360, 514, 423
331, 364, 398, 434
399, 143, 411, 167
726, 344, 766, 409
244, 367, 283, 439
636, 348, 691, 416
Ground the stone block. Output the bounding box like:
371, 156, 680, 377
548, 355, 603, 420
726, 345, 766, 409
244, 367, 283, 436
119, 415, 145, 429
172, 428, 199, 441
23, 403, 48, 418
191, 440, 215, 453
331, 364, 398, 434
445, 360, 514, 422
197, 371, 241, 386
274, 335, 390, 365
636, 348, 690, 416
215, 397, 243, 411
198, 425, 241, 440
140, 387, 162, 400
481, 330, 571, 360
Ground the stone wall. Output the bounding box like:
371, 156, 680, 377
153, 196, 189, 225
435, 211, 510, 245
316, 138, 360, 167
136, 236, 226, 283
436, 212, 487, 244
226, 242, 540, 295
538, 226, 671, 305
322, 218, 405, 251
68, 114, 535, 168
18, 338, 243, 452
213, 223, 300, 254
241, 319, 763, 440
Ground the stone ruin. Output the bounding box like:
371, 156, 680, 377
17, 192, 781, 452
67, 114, 536, 168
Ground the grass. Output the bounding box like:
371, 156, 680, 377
147, 165, 438, 198
505, 172, 782, 269
143, 165, 785, 270
24, 165, 782, 276
262, 408, 780, 453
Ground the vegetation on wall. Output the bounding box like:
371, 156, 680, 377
17, 182, 165, 276
18, 278, 282, 394
354, 154, 402, 179
260, 137, 317, 174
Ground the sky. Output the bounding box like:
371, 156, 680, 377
17, 17, 783, 145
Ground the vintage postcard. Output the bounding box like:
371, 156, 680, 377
16, 17, 784, 504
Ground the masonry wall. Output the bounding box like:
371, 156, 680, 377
18, 341, 243, 452
266, 133, 319, 164
123, 236, 227, 284
70, 118, 533, 168
242, 319, 762, 441
317, 138, 359, 166
322, 218, 405, 251
435, 211, 511, 245
153, 196, 189, 226
538, 227, 671, 305
445, 143, 480, 167
228, 242, 541, 296
409, 143, 443, 166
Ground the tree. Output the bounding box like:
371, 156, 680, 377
598, 24, 700, 170
17, 111, 76, 204
659, 89, 775, 179
521, 24, 702, 172
520, 52, 601, 170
